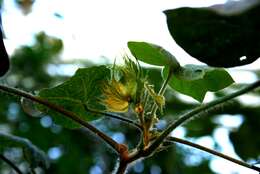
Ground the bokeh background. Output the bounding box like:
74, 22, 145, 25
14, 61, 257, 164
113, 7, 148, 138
0, 0, 260, 173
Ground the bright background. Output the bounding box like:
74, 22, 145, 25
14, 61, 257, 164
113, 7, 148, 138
1, 0, 260, 173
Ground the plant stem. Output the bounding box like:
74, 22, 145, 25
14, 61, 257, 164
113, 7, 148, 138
150, 68, 173, 116
142, 69, 174, 146
115, 159, 128, 174
84, 105, 142, 130
147, 80, 260, 156
166, 137, 260, 172
0, 85, 121, 153
0, 154, 23, 174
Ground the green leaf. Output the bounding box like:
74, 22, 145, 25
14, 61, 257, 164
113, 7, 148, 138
173, 64, 206, 81
164, 3, 260, 67
127, 41, 180, 69
163, 65, 234, 102
0, 132, 49, 169
38, 66, 110, 128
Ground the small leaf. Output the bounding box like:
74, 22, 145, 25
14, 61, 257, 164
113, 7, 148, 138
37, 66, 110, 128
128, 41, 180, 69
164, 3, 260, 67
0, 132, 49, 169
163, 65, 234, 102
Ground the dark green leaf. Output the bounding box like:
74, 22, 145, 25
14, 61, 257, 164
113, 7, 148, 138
164, 3, 260, 67
38, 66, 110, 128
0, 132, 49, 169
128, 41, 180, 69
163, 65, 234, 102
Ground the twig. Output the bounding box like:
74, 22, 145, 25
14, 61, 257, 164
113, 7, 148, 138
0, 85, 121, 153
0, 154, 23, 174
115, 159, 128, 174
84, 105, 142, 130
145, 80, 260, 158
141, 69, 174, 146
166, 137, 260, 172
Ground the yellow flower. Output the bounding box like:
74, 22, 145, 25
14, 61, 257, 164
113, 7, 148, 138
102, 80, 132, 112
101, 55, 143, 113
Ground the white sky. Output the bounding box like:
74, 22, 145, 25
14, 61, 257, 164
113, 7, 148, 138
3, 0, 260, 67
2, 0, 260, 173
2, 0, 227, 65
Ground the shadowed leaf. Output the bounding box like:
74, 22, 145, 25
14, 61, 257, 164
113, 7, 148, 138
164, 2, 260, 67
37, 66, 110, 128
163, 65, 234, 102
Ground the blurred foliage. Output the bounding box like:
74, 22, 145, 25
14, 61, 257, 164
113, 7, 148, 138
15, 0, 35, 15
230, 106, 260, 160
0, 1, 260, 173
0, 32, 117, 174
0, 132, 49, 170
10, 32, 63, 89
0, 31, 259, 174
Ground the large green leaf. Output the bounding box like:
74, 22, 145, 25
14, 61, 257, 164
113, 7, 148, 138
38, 66, 110, 128
0, 132, 49, 169
163, 65, 234, 102
127, 41, 180, 69
164, 2, 260, 67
